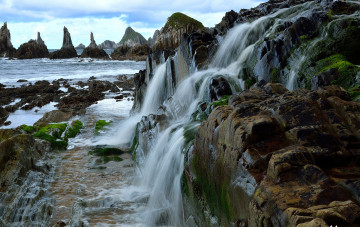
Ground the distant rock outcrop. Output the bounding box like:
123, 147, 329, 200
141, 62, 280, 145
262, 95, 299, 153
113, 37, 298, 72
153, 12, 204, 50
119, 27, 147, 47
75, 43, 85, 49
98, 40, 117, 49
16, 32, 49, 59
81, 32, 109, 59
49, 27, 78, 59
0, 22, 16, 57
111, 44, 150, 61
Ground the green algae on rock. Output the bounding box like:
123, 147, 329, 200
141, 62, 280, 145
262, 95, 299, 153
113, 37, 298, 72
95, 120, 112, 134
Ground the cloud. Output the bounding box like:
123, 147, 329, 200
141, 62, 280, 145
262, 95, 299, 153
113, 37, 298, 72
0, 0, 264, 48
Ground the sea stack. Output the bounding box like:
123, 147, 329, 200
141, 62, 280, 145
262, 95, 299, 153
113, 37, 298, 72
80, 32, 109, 59
16, 32, 49, 59
0, 22, 16, 57
49, 26, 78, 59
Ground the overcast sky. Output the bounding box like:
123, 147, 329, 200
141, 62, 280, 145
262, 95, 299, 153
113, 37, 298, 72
0, 0, 264, 49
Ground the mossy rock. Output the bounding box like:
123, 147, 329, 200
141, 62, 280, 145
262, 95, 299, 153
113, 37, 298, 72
209, 95, 231, 108
315, 54, 360, 88
65, 120, 83, 138
21, 123, 68, 150
95, 120, 112, 134
89, 147, 124, 156
164, 12, 204, 31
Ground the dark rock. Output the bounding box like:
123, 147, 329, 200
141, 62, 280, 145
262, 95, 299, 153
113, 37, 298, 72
0, 107, 9, 126
209, 77, 232, 101
49, 27, 78, 59
311, 68, 340, 90
0, 22, 16, 58
16, 32, 49, 59
17, 79, 28, 82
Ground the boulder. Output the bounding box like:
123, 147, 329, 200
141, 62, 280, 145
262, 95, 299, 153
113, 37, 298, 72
0, 22, 16, 57
209, 77, 232, 101
49, 27, 78, 59
16, 32, 49, 59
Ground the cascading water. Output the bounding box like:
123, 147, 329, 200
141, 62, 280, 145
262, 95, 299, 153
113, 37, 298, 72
115, 2, 322, 226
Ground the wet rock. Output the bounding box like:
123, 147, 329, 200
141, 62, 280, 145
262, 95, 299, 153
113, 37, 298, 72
0, 107, 9, 126
209, 77, 232, 101
34, 110, 74, 127
80, 32, 109, 59
16, 32, 49, 59
132, 70, 146, 112
187, 84, 360, 226
49, 27, 78, 59
0, 22, 16, 57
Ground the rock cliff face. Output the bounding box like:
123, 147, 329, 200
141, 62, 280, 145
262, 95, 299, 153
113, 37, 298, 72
16, 32, 49, 59
80, 32, 109, 59
0, 22, 16, 57
185, 83, 360, 226
153, 12, 205, 51
49, 27, 78, 59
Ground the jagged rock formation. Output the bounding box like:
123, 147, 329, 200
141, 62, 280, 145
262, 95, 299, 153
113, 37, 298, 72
0, 22, 16, 57
49, 27, 78, 59
147, 30, 160, 47
75, 43, 85, 49
98, 40, 117, 49
111, 44, 150, 61
153, 12, 205, 51
185, 82, 360, 226
16, 32, 49, 59
81, 32, 109, 59
119, 27, 147, 47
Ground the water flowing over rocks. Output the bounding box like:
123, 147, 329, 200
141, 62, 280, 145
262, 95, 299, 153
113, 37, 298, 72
80, 32, 109, 59
0, 22, 16, 58
49, 27, 78, 59
0, 129, 54, 225
16, 32, 49, 59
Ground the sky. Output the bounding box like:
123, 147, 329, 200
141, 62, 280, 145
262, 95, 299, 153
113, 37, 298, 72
0, 0, 264, 49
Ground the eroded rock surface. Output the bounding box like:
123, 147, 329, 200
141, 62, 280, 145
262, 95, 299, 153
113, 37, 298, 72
186, 82, 360, 226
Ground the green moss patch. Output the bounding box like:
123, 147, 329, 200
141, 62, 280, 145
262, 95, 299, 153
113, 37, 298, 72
130, 123, 139, 160
32, 123, 68, 149
209, 95, 231, 108
270, 67, 281, 83
164, 12, 204, 31
95, 120, 112, 134
21, 125, 37, 134
316, 54, 360, 88
65, 120, 83, 138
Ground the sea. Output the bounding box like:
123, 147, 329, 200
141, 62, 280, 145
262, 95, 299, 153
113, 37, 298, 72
0, 53, 145, 128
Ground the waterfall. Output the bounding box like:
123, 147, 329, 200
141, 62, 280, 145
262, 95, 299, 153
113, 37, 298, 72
122, 2, 318, 226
